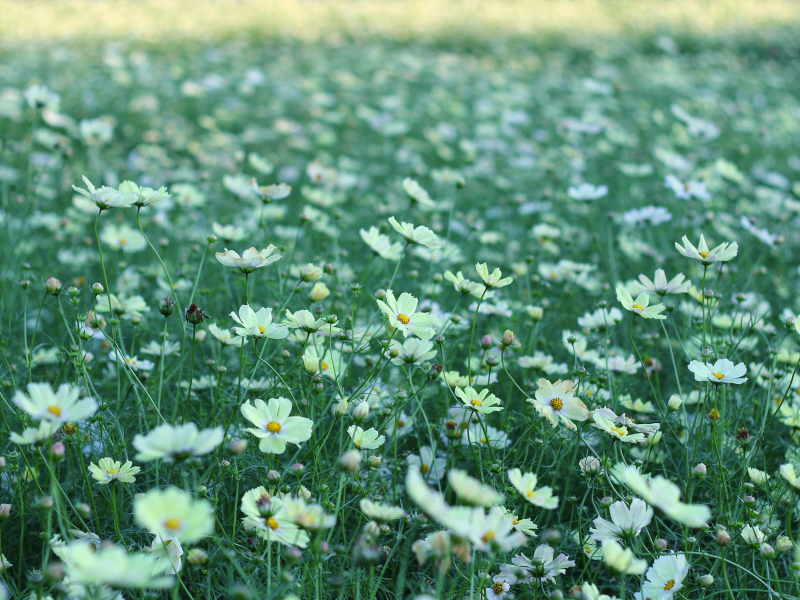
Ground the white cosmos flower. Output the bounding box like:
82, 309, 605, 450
230, 304, 289, 339
592, 414, 646, 444
444, 270, 493, 298
100, 224, 147, 253
347, 425, 385, 449
511, 544, 576, 582
468, 506, 528, 553
407, 446, 447, 481
389, 337, 437, 365
675, 234, 738, 266
449, 469, 504, 506
9, 421, 60, 445
635, 554, 690, 600
567, 183, 608, 201
88, 457, 141, 485
376, 290, 436, 339
240, 488, 310, 547
208, 323, 247, 347
740, 524, 766, 547
118, 180, 171, 207
475, 263, 513, 289
149, 535, 183, 575
388, 216, 441, 249
455, 386, 503, 415
241, 397, 313, 454
529, 378, 588, 430
590, 498, 653, 542
13, 382, 97, 424
779, 463, 800, 490
359, 226, 404, 260
134, 487, 214, 543
109, 351, 155, 372
215, 246, 281, 273
687, 359, 748, 385
284, 309, 341, 335
612, 464, 711, 527
616, 286, 667, 319
134, 423, 223, 462
507, 469, 558, 509
359, 499, 405, 523
72, 175, 136, 210
602, 540, 647, 575
281, 496, 337, 531
57, 541, 173, 589
402, 177, 436, 207
664, 174, 711, 201
635, 269, 691, 296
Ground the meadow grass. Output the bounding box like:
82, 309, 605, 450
1, 3, 800, 600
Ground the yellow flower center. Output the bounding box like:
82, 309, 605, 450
420, 463, 430, 474
632, 304, 644, 311
107, 469, 120, 474
610, 425, 628, 436
257, 325, 267, 334
397, 420, 405, 427
267, 517, 279, 530
164, 518, 181, 531
471, 399, 483, 407
492, 582, 505, 594
119, 238, 127, 246
664, 579, 676, 591
267, 421, 282, 433
526, 490, 536, 497
584, 545, 592, 554
47, 405, 62, 417
397, 313, 410, 325
550, 397, 564, 411
513, 518, 520, 525
321, 361, 329, 371
481, 531, 496, 543
712, 372, 725, 380
699, 250, 710, 258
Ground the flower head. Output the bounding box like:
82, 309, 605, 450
376, 290, 436, 340
688, 359, 747, 385
215, 246, 281, 274
347, 425, 385, 449
455, 386, 503, 415
507, 468, 558, 509
675, 234, 738, 266
638, 554, 690, 600
475, 263, 513, 289
616, 286, 667, 320
241, 397, 313, 454
134, 423, 223, 462
529, 378, 588, 430
134, 487, 214, 543
14, 382, 97, 424
88, 457, 141, 484
230, 305, 289, 340
388, 216, 441, 249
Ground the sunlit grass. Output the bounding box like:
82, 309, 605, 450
2, 0, 799, 43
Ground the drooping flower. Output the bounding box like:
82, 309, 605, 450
360, 226, 404, 260
468, 506, 528, 553
388, 216, 441, 249
376, 290, 436, 339
240, 487, 310, 547
359, 499, 405, 523
688, 359, 748, 385
241, 397, 313, 454
215, 246, 281, 273
635, 269, 691, 296
56, 541, 173, 589
284, 309, 342, 335
133, 423, 223, 462
567, 183, 608, 201
780, 463, 800, 491
149, 535, 183, 575
72, 176, 136, 210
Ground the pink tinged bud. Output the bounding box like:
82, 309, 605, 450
693, 463, 707, 478
45, 276, 63, 294
352, 401, 370, 423
655, 539, 668, 551
716, 529, 731, 546
0, 504, 11, 520
760, 544, 776, 559
51, 442, 66, 458
480, 335, 492, 350
290, 463, 304, 476
267, 470, 280, 483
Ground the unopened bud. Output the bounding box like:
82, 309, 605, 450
366, 456, 382, 469
335, 399, 349, 417
501, 330, 516, 347
45, 276, 63, 295
353, 401, 370, 423
228, 439, 248, 456
776, 536, 793, 553
699, 574, 714, 587
480, 335, 492, 350
693, 463, 707, 478
760, 544, 776, 559
668, 395, 682, 412
339, 450, 363, 472
716, 529, 731, 546
187, 548, 209, 565
655, 539, 668, 551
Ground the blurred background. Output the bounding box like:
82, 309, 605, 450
2, 0, 799, 44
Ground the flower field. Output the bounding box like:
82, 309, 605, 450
2, 2, 800, 599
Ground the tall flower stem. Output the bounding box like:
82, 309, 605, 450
467, 288, 488, 383
137, 208, 184, 333
181, 324, 198, 423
